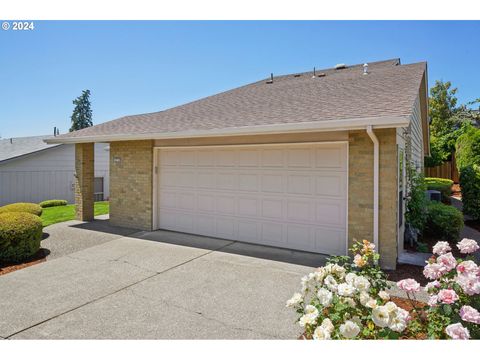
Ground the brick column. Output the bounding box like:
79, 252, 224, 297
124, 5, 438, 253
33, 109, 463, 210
348, 129, 398, 269
75, 143, 94, 221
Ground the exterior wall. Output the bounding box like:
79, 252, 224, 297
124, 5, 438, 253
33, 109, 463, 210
75, 143, 94, 221
348, 129, 398, 269
109, 140, 153, 230
0, 143, 109, 205
408, 95, 424, 171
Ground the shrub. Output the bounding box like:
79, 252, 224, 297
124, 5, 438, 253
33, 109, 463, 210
0, 212, 43, 262
0, 202, 42, 216
459, 165, 480, 220
425, 177, 453, 200
456, 127, 480, 171
39, 199, 68, 208
424, 201, 464, 241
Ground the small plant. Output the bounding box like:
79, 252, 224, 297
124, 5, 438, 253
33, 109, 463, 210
405, 162, 427, 232
416, 242, 429, 253
39, 199, 68, 208
0, 202, 42, 217
0, 212, 43, 262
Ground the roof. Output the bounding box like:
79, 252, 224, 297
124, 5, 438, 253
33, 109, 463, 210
46, 59, 427, 144
0, 135, 61, 163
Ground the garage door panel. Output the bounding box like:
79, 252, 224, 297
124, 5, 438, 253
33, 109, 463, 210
315, 228, 346, 255
261, 149, 284, 167
261, 174, 283, 193
238, 174, 259, 191
158, 143, 347, 255
287, 148, 312, 168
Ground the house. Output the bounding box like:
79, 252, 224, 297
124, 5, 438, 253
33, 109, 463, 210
0, 135, 110, 205
45, 58, 429, 269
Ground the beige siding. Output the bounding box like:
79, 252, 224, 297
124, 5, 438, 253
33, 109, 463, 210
409, 95, 424, 170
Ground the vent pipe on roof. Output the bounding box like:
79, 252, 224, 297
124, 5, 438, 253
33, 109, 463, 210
266, 73, 273, 84
363, 63, 369, 75
312, 67, 316, 79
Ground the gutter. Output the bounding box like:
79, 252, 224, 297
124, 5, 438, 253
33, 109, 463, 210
44, 116, 410, 144
366, 125, 379, 252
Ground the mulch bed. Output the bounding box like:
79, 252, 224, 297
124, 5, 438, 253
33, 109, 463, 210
0, 248, 49, 276
385, 263, 427, 286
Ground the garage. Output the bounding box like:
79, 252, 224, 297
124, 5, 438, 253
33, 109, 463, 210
155, 142, 348, 255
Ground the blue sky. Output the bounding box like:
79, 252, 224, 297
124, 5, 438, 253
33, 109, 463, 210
0, 21, 479, 138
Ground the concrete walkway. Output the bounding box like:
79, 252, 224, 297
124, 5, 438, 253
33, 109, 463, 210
1, 221, 329, 339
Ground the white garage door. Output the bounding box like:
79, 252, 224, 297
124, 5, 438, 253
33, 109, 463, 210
156, 143, 348, 255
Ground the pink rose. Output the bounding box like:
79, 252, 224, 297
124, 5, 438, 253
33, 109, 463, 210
437, 252, 457, 272
427, 295, 438, 307
456, 260, 478, 276
423, 263, 445, 280
437, 289, 459, 304
425, 280, 440, 292
457, 238, 479, 254
397, 278, 421, 293
456, 274, 480, 296
459, 305, 480, 324
445, 323, 470, 340
432, 241, 451, 256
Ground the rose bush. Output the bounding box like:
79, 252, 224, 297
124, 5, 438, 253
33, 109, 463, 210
288, 238, 480, 340
286, 240, 410, 339
405, 238, 480, 339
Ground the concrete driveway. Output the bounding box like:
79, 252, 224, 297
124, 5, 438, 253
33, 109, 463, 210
0, 219, 327, 339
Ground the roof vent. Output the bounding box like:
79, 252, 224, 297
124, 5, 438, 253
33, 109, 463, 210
266, 73, 273, 84
317, 73, 326, 77
294, 74, 301, 78
335, 63, 347, 70
363, 63, 369, 75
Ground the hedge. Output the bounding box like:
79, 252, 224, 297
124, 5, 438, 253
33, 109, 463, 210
39, 199, 68, 208
456, 127, 480, 171
459, 165, 480, 220
0, 212, 43, 262
0, 202, 42, 216
424, 177, 453, 199
424, 201, 464, 241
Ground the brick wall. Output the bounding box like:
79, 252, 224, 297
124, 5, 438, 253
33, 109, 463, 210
348, 129, 398, 269
75, 143, 94, 221
109, 140, 153, 230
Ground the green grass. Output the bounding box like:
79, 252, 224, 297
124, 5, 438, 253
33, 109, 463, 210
41, 201, 109, 227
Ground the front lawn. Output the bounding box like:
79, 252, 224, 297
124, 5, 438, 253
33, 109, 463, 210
41, 201, 109, 227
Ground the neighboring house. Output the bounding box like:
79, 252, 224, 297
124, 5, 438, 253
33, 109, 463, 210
46, 59, 429, 269
0, 135, 110, 205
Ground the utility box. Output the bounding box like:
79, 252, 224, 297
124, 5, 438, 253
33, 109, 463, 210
426, 190, 441, 202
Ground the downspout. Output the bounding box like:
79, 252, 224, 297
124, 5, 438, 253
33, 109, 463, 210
366, 125, 379, 252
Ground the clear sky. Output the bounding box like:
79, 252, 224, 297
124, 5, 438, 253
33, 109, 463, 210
0, 21, 479, 138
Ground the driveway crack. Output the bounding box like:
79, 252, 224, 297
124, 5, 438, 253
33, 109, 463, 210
127, 288, 279, 339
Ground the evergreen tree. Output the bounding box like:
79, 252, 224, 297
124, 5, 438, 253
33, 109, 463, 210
69, 90, 93, 132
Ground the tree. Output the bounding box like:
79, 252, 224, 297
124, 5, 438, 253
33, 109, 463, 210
429, 80, 458, 137
69, 90, 93, 132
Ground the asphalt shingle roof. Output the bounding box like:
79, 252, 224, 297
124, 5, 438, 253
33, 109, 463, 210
50, 58, 426, 142
0, 135, 60, 163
